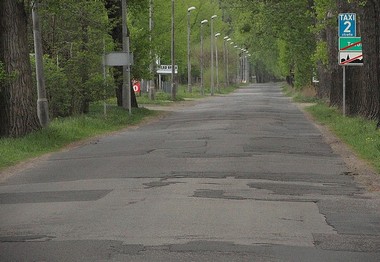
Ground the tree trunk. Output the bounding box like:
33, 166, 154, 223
360, 0, 380, 119
0, 0, 40, 137
327, 8, 342, 108
315, 27, 330, 100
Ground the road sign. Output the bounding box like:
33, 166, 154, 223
339, 13, 356, 37
103, 52, 133, 66
339, 51, 363, 66
157, 65, 178, 74
339, 37, 362, 51
133, 81, 141, 93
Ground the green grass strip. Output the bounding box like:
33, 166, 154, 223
306, 103, 380, 173
0, 105, 158, 171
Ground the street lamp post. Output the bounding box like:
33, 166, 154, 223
122, 0, 131, 114
148, 0, 155, 100
187, 6, 196, 93
200, 19, 208, 96
210, 15, 217, 96
247, 53, 251, 83
234, 45, 240, 84
223, 36, 230, 87
244, 50, 249, 83
171, 0, 176, 100
32, 1, 50, 127
215, 33, 220, 92
241, 49, 245, 83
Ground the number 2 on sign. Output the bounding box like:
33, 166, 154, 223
344, 21, 351, 33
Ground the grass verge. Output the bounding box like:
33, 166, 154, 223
283, 84, 380, 173
306, 104, 380, 173
0, 104, 158, 171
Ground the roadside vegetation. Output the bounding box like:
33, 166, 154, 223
284, 85, 380, 174
0, 103, 157, 171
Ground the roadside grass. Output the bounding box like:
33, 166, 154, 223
283, 84, 320, 103
282, 84, 380, 173
306, 104, 380, 173
0, 104, 158, 171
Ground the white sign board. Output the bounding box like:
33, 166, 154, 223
339, 51, 363, 66
103, 52, 133, 66
157, 65, 178, 74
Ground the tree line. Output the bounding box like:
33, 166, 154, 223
222, 0, 379, 123
0, 0, 379, 138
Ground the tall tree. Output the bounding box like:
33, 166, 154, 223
360, 0, 380, 120
0, 0, 40, 137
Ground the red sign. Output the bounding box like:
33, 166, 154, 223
132, 80, 141, 93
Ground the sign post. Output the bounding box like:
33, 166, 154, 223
343, 66, 346, 116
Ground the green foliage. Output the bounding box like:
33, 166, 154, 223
30, 55, 70, 117
219, 0, 317, 86
313, 41, 329, 66
37, 0, 114, 115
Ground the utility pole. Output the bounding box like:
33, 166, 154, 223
148, 0, 155, 100
210, 15, 217, 96
122, 0, 131, 114
187, 6, 196, 93
200, 20, 208, 96
32, 1, 50, 127
215, 33, 220, 92
171, 0, 176, 100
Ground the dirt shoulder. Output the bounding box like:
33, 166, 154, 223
296, 103, 380, 196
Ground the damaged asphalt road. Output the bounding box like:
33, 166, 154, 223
0, 83, 379, 261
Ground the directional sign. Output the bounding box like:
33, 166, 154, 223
339, 13, 356, 37
339, 37, 362, 51
339, 51, 363, 66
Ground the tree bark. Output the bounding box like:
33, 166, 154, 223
0, 0, 40, 137
360, 0, 380, 119
327, 8, 342, 108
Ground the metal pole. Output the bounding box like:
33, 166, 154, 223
102, 39, 107, 116
242, 52, 246, 83
121, 0, 131, 114
201, 23, 204, 95
242, 53, 245, 83
148, 0, 155, 100
171, 0, 176, 100
210, 15, 217, 96
223, 37, 228, 87
187, 7, 195, 93
200, 20, 208, 96
235, 47, 239, 84
343, 65, 346, 116
32, 1, 50, 127
215, 33, 220, 92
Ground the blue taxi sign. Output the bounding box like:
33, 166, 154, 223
339, 13, 356, 37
